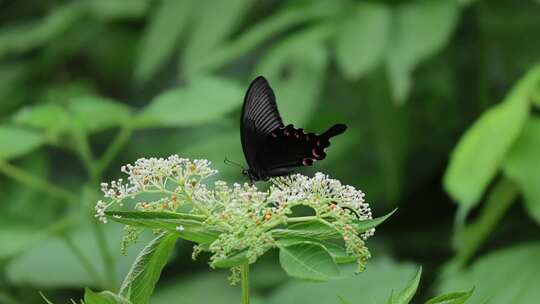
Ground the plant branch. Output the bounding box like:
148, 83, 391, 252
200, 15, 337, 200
0, 160, 77, 204
96, 126, 133, 176
61, 233, 106, 289
454, 177, 519, 266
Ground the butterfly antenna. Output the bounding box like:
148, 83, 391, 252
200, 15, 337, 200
224, 157, 245, 170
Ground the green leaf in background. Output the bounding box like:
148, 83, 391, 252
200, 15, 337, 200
0, 2, 84, 58
386, 267, 422, 304
386, 0, 459, 103
87, 0, 150, 21
256, 24, 333, 125
119, 232, 178, 304
136, 76, 243, 128
85, 288, 131, 304
267, 258, 418, 304
135, 0, 194, 83
438, 244, 540, 304
5, 224, 151, 288
182, 0, 255, 77
151, 273, 244, 304
0, 126, 45, 160
68, 96, 133, 133
13, 103, 72, 137
503, 118, 540, 224
278, 242, 340, 282
334, 2, 391, 79
444, 64, 540, 208
425, 288, 474, 304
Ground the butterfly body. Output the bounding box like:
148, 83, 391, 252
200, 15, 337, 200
241, 76, 347, 182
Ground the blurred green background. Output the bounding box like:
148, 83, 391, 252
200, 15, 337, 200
1, 0, 540, 303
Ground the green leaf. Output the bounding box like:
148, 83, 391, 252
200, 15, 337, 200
503, 118, 540, 224
0, 126, 45, 160
68, 96, 133, 133
181, 0, 254, 77
267, 258, 418, 304
87, 0, 150, 20
135, 76, 243, 128
272, 221, 340, 239
334, 3, 391, 79
106, 211, 218, 245
119, 232, 178, 304
387, 266, 422, 304
278, 242, 340, 281
212, 250, 250, 268
85, 290, 127, 304
255, 24, 333, 125
135, 0, 194, 83
425, 287, 474, 304
0, 3, 84, 59
355, 209, 397, 233
13, 103, 72, 136
444, 64, 540, 208
438, 244, 540, 304
0, 223, 46, 260
386, 0, 459, 103
6, 224, 152, 288
85, 289, 131, 304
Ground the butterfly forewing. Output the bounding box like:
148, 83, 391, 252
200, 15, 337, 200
241, 77, 284, 174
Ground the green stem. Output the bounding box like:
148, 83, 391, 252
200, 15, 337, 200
241, 264, 250, 304
71, 130, 98, 182
0, 160, 77, 204
96, 126, 133, 176
455, 177, 519, 266
61, 233, 106, 289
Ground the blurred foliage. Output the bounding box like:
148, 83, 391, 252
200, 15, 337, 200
0, 0, 539, 303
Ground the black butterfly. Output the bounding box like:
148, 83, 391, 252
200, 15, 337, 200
240, 76, 347, 182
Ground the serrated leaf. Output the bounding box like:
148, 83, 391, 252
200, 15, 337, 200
503, 118, 540, 224
212, 250, 250, 268
278, 242, 340, 281
387, 267, 422, 304
135, 0, 194, 83
271, 220, 340, 239
135, 76, 243, 128
85, 289, 131, 304
386, 0, 459, 103
438, 244, 540, 304
355, 209, 397, 233
444, 64, 540, 208
68, 96, 133, 132
425, 287, 474, 304
119, 232, 178, 304
334, 3, 391, 79
0, 126, 45, 160
106, 211, 218, 245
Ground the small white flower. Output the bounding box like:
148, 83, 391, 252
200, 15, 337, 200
176, 225, 185, 231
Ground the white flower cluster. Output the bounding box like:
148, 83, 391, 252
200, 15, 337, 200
96, 155, 376, 271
